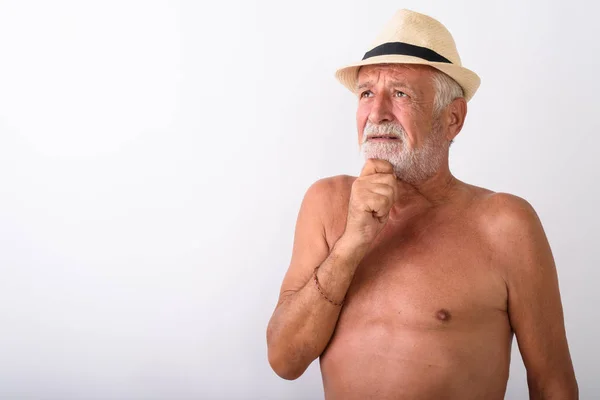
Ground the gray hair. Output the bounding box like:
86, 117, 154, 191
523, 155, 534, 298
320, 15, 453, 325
431, 69, 464, 146
431, 69, 464, 116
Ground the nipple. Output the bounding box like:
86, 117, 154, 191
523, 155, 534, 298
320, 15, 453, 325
435, 309, 451, 322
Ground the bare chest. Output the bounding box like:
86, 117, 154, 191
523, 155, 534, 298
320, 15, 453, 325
332, 215, 508, 329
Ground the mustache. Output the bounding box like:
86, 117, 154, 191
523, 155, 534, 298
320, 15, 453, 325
362, 121, 406, 143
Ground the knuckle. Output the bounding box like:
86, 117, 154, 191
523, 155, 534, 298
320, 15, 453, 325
374, 194, 390, 208
352, 179, 364, 192
383, 186, 394, 198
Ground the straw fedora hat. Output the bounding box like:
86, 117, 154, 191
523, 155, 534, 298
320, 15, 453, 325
335, 9, 480, 102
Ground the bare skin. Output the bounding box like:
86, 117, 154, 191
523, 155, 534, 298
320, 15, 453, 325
267, 64, 578, 399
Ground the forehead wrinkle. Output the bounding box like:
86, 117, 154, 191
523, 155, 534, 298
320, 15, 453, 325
356, 79, 370, 89
356, 65, 437, 109
387, 79, 415, 90
358, 66, 424, 90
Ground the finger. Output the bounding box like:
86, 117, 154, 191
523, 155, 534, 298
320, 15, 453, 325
364, 173, 398, 187
363, 193, 393, 219
362, 183, 395, 201
359, 158, 394, 177
362, 174, 399, 201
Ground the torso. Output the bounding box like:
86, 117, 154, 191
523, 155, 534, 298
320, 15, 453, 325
319, 175, 513, 400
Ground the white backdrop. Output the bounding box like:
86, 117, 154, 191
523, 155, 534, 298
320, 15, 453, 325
0, 0, 598, 399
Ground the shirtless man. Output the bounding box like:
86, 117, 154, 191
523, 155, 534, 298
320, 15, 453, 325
266, 9, 578, 399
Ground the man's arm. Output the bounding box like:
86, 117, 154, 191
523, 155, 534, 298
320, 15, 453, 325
491, 193, 578, 399
266, 177, 369, 380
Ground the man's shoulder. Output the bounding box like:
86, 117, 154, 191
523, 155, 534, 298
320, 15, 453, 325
470, 189, 543, 248
302, 175, 355, 221
474, 190, 538, 223
299, 175, 354, 242
304, 174, 355, 201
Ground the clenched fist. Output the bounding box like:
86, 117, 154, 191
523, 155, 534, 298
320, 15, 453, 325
343, 159, 400, 246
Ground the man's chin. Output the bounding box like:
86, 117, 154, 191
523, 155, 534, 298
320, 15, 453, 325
360, 150, 399, 166
361, 142, 403, 158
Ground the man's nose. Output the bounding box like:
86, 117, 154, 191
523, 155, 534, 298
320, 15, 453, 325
368, 94, 394, 124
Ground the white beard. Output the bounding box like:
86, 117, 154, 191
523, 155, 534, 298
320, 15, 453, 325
359, 120, 447, 185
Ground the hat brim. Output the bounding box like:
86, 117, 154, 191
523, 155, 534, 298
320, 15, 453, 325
335, 54, 480, 102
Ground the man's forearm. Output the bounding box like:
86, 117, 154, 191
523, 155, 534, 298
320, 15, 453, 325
528, 373, 579, 400
266, 235, 368, 380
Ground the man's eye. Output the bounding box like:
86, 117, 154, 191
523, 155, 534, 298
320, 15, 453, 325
394, 91, 407, 98
360, 90, 373, 99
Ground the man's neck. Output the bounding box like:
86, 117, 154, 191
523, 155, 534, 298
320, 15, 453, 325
390, 166, 462, 217
412, 168, 460, 205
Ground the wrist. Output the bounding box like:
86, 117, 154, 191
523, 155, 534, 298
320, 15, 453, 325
333, 233, 370, 265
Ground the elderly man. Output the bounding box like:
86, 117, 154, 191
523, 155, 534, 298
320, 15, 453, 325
266, 9, 577, 400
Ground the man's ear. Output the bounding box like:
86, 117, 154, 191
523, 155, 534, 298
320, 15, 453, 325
446, 97, 467, 141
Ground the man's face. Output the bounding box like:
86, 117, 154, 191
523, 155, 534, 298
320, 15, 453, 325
356, 64, 449, 184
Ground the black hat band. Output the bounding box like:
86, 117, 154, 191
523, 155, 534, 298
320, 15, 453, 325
362, 42, 452, 64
